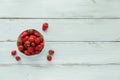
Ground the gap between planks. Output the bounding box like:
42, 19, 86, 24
0, 17, 120, 20
0, 63, 120, 67
4, 58, 118, 66
1, 40, 120, 43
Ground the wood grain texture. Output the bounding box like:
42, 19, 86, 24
0, 0, 119, 18
0, 42, 119, 64
0, 65, 120, 80
0, 19, 120, 41
0, 0, 120, 79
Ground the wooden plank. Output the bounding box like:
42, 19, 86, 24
0, 0, 119, 18
0, 19, 120, 41
0, 42, 120, 64
0, 65, 120, 80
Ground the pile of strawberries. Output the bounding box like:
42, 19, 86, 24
17, 29, 44, 56
11, 23, 55, 61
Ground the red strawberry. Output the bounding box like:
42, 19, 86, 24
35, 51, 40, 54
30, 35, 36, 39
40, 37, 44, 42
28, 29, 34, 35
24, 43, 28, 48
23, 31, 28, 36
35, 45, 42, 51
25, 41, 31, 47
25, 36, 29, 40
23, 36, 29, 43
20, 32, 28, 38
29, 36, 35, 42
17, 40, 22, 46
31, 42, 36, 47
20, 34, 24, 38
40, 43, 44, 47
35, 38, 40, 44
31, 51, 35, 55
34, 32, 40, 37
24, 50, 30, 55
11, 50, 16, 56
47, 55, 52, 61
18, 45, 24, 51
27, 47, 34, 52
42, 23, 48, 31
49, 50, 54, 55
15, 56, 21, 61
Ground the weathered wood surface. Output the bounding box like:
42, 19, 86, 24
0, 42, 120, 65
0, 65, 120, 80
0, 0, 119, 18
0, 19, 120, 41
0, 0, 120, 80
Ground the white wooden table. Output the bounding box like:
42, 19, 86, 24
0, 0, 120, 80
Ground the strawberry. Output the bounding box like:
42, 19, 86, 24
25, 36, 29, 40
38, 37, 43, 42
40, 43, 44, 47
15, 56, 21, 61
35, 45, 42, 51
20, 34, 24, 38
34, 32, 40, 37
18, 45, 24, 51
47, 55, 52, 61
49, 50, 54, 55
28, 29, 34, 35
17, 40, 22, 46
29, 36, 35, 42
35, 38, 40, 44
25, 41, 31, 47
30, 35, 36, 39
40, 37, 44, 42
27, 47, 34, 52
31, 51, 35, 55
23, 31, 28, 36
24, 50, 30, 55
20, 32, 28, 38
35, 51, 40, 54
11, 50, 16, 56
24, 43, 28, 48
23, 36, 29, 43
42, 23, 48, 31
31, 42, 36, 46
